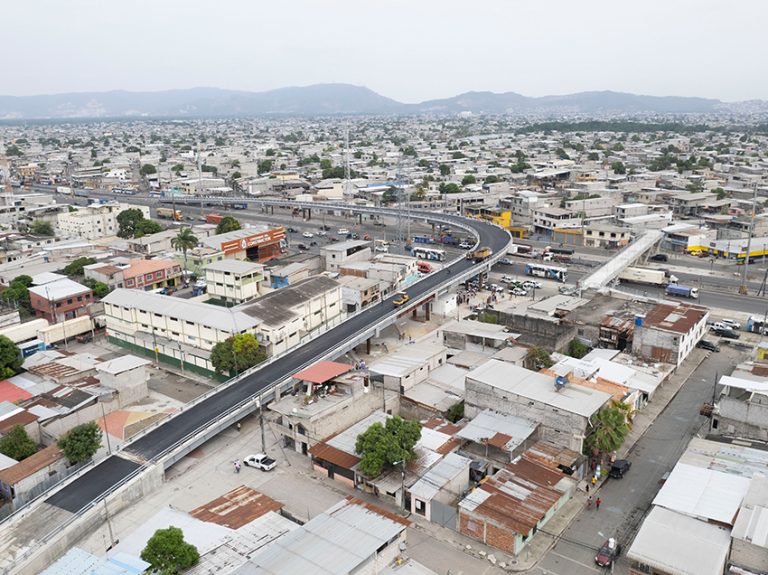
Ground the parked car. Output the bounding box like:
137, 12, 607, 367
500, 275, 515, 284
710, 322, 728, 331
498, 257, 513, 265
287, 227, 298, 233
609, 459, 632, 479
714, 328, 740, 340
595, 538, 621, 568
337, 228, 349, 235
559, 285, 579, 296
649, 253, 668, 262
721, 319, 742, 330
317, 230, 327, 236
243, 453, 277, 471
302, 231, 314, 238
510, 287, 528, 296
296, 243, 309, 250
697, 339, 720, 352
393, 291, 410, 306
458, 241, 472, 249
522, 280, 542, 289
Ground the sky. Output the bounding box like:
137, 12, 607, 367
5, 0, 766, 102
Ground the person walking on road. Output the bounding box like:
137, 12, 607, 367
587, 495, 593, 509
595, 497, 601, 511
591, 475, 597, 488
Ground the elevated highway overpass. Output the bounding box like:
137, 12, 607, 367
578, 230, 664, 291
0, 203, 511, 574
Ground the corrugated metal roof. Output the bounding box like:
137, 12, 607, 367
627, 506, 730, 575
29, 278, 91, 301
103, 288, 261, 333
308, 442, 361, 470
190, 486, 283, 529
409, 452, 471, 501
457, 409, 537, 452
292, 361, 353, 384
466, 360, 611, 418
242, 497, 407, 574
652, 462, 750, 525
326, 411, 389, 456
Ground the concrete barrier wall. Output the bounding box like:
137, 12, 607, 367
14, 464, 164, 575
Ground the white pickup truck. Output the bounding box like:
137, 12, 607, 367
243, 453, 277, 471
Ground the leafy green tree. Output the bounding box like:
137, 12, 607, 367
63, 257, 97, 277
265, 148, 276, 157
439, 164, 451, 177
555, 148, 570, 160
172, 163, 185, 175
171, 227, 198, 277
355, 416, 422, 478
82, 278, 110, 298
438, 182, 461, 194
201, 164, 218, 175
587, 152, 600, 161
525, 346, 554, 370
713, 187, 726, 200
445, 401, 464, 423
584, 402, 631, 456
141, 526, 200, 575
210, 333, 266, 376
215, 216, 241, 235
451, 151, 466, 160
257, 159, 273, 175
116, 208, 146, 239
461, 175, 477, 186
381, 188, 399, 205
319, 159, 333, 170
5, 144, 23, 157
140, 164, 157, 176
0, 425, 37, 460
567, 338, 590, 359
484, 175, 501, 184
610, 161, 626, 175
230, 171, 242, 181
58, 421, 102, 464
30, 220, 54, 236
0, 276, 33, 315
134, 219, 163, 238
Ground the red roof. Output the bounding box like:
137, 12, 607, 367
293, 361, 353, 384
0, 380, 32, 403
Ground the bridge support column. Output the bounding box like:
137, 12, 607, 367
274, 385, 281, 403
358, 213, 363, 225
412, 308, 418, 319
270, 206, 274, 215
424, 303, 430, 321
366, 338, 371, 354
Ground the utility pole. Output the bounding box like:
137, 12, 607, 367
739, 186, 758, 295
259, 398, 266, 453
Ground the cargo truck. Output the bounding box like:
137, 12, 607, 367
466, 246, 492, 262
157, 208, 182, 221
618, 267, 677, 287
665, 284, 699, 299
206, 213, 224, 225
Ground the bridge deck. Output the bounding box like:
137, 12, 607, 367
580, 230, 663, 291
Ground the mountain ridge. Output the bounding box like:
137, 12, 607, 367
0, 83, 758, 119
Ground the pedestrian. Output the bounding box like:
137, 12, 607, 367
234, 461, 240, 474
587, 495, 593, 509
586, 483, 590, 494
591, 475, 597, 488
595, 497, 601, 511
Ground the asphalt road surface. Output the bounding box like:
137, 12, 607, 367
42, 210, 510, 515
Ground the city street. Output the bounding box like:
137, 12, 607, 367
530, 344, 744, 575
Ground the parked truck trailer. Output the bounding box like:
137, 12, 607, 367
619, 267, 677, 287
157, 208, 182, 221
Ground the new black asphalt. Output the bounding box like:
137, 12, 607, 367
45, 214, 509, 513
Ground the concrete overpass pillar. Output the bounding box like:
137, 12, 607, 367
424, 303, 430, 321
366, 338, 371, 354
358, 213, 363, 225
412, 308, 418, 319
306, 208, 311, 221
270, 206, 274, 215
274, 386, 281, 403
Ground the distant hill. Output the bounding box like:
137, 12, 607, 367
0, 84, 758, 119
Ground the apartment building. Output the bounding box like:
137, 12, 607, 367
103, 289, 260, 375
532, 207, 583, 236
632, 303, 709, 366
204, 259, 265, 304
339, 276, 380, 312
582, 224, 632, 248
177, 177, 226, 195
57, 203, 151, 240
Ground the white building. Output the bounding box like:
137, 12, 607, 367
177, 177, 226, 195
204, 259, 266, 305
57, 203, 151, 240
632, 303, 709, 367
103, 289, 260, 374
321, 240, 372, 273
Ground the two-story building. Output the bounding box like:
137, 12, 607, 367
632, 303, 709, 366
29, 279, 92, 322
338, 276, 380, 312
121, 259, 183, 291
321, 240, 372, 273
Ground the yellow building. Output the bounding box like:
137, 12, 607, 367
466, 207, 513, 228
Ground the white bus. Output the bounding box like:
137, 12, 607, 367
411, 246, 446, 261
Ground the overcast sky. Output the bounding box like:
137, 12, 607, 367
6, 0, 765, 102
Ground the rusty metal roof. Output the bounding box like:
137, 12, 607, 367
190, 485, 282, 529
642, 302, 708, 334
309, 442, 361, 469
293, 361, 354, 384
0, 444, 64, 485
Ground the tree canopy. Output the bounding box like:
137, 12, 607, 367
140, 163, 157, 176
584, 402, 631, 456
210, 333, 266, 376
355, 416, 421, 478
461, 175, 476, 186
30, 220, 54, 236
0, 424, 37, 460
0, 275, 33, 314
63, 257, 97, 277
438, 182, 461, 194
566, 338, 590, 359
0, 335, 21, 378
117, 208, 147, 239
134, 219, 163, 238
141, 526, 200, 575
58, 421, 102, 464
215, 216, 241, 235
525, 346, 554, 370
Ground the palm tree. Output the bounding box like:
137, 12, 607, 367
585, 401, 632, 457
171, 227, 198, 281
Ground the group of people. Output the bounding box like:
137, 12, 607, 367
587, 496, 602, 510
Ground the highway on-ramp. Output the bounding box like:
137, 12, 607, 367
42, 211, 510, 514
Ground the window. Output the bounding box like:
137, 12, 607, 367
67, 298, 73, 304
